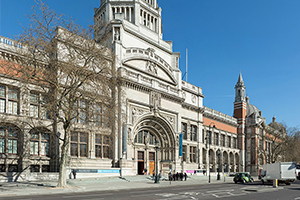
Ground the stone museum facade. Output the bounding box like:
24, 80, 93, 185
0, 0, 285, 180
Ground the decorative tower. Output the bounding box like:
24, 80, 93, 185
233, 72, 246, 172
94, 0, 163, 43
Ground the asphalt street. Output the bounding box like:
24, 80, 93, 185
1, 181, 299, 200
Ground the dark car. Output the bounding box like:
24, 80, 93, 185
233, 172, 254, 184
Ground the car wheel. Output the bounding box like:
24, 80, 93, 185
234, 181, 237, 184
242, 179, 246, 184
250, 179, 253, 183
286, 182, 291, 185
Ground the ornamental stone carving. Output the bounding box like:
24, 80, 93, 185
150, 92, 161, 113
192, 94, 196, 103
146, 61, 158, 75
131, 106, 148, 124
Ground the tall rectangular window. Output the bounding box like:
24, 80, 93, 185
222, 135, 225, 147
182, 145, 187, 162
227, 136, 231, 148
103, 135, 110, 158
8, 88, 18, 115
0, 86, 5, 113
190, 125, 197, 141
70, 132, 88, 157
190, 146, 197, 163
215, 133, 219, 146
30, 93, 39, 118
182, 123, 187, 140
95, 134, 102, 158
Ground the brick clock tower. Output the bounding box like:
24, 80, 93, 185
233, 72, 246, 172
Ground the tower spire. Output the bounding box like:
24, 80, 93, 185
237, 71, 244, 85
235, 71, 246, 102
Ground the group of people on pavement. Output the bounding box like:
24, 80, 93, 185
168, 172, 187, 181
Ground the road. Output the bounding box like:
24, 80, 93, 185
1, 180, 300, 200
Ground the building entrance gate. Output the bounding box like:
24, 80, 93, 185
138, 151, 144, 175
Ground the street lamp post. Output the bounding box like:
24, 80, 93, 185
217, 148, 221, 180
154, 139, 159, 183
206, 123, 215, 183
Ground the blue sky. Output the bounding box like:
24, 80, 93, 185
0, 0, 299, 128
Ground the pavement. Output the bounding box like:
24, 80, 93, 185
0, 174, 281, 198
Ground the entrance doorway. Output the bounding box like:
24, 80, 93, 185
149, 152, 155, 175
137, 151, 144, 175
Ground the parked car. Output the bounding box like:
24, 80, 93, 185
296, 165, 300, 180
233, 172, 253, 184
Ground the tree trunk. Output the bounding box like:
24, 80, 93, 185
57, 126, 70, 188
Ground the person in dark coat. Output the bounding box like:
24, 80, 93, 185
72, 169, 77, 179
176, 172, 179, 181
180, 172, 183, 181
184, 172, 187, 181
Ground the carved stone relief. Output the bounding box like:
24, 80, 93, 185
146, 61, 158, 75
182, 91, 186, 99
150, 92, 161, 114
130, 106, 149, 124
191, 94, 196, 103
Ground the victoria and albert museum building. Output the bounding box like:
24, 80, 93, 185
0, 0, 285, 181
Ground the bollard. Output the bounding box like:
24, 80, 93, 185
273, 179, 278, 188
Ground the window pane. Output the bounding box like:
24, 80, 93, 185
41, 133, 49, 141
0, 86, 5, 97
8, 127, 17, 138
103, 146, 110, 158
71, 143, 78, 156
71, 132, 78, 142
95, 134, 101, 144
13, 101, 18, 115
30, 105, 39, 117
0, 138, 5, 153
103, 136, 110, 145
95, 145, 101, 157
30, 93, 39, 103
41, 142, 45, 155
80, 133, 87, 142
80, 144, 87, 157
0, 127, 4, 136
0, 99, 5, 113
8, 88, 18, 99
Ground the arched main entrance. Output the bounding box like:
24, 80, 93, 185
132, 114, 176, 175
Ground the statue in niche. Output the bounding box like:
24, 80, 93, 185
146, 61, 158, 75
132, 108, 136, 123
150, 92, 161, 114
114, 28, 120, 41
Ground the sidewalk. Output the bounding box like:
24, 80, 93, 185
0, 175, 226, 197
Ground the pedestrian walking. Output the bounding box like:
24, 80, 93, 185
72, 169, 77, 179
184, 172, 187, 181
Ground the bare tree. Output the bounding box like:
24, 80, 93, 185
283, 126, 300, 163
0, 1, 117, 187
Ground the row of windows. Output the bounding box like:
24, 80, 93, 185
134, 130, 155, 145
182, 123, 197, 142
70, 132, 112, 159
202, 130, 238, 149
182, 146, 197, 163
0, 85, 109, 127
0, 125, 112, 159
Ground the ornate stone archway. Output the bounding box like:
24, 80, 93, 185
131, 114, 176, 175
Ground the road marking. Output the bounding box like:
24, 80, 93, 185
130, 189, 161, 194
294, 197, 300, 200
206, 189, 234, 193
62, 193, 112, 198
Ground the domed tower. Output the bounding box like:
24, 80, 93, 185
233, 72, 246, 172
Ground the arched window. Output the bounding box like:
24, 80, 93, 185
30, 128, 50, 157
0, 125, 20, 155
134, 130, 155, 145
